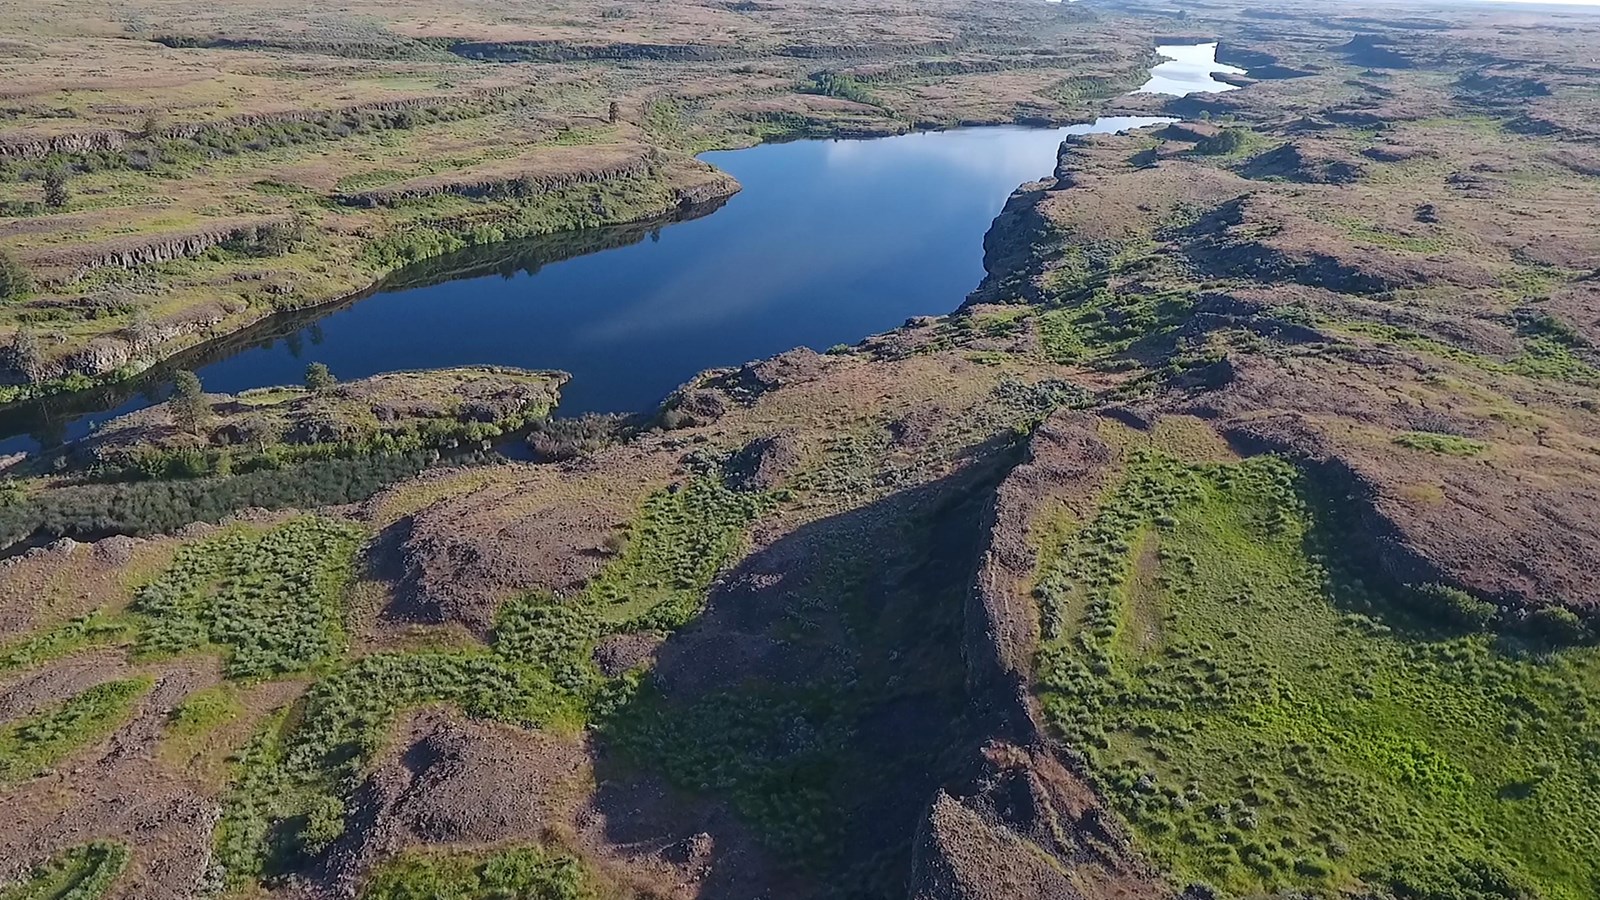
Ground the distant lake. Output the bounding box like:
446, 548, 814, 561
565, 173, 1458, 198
0, 44, 1242, 453
1140, 43, 1246, 96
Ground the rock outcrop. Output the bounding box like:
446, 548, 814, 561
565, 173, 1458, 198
908, 412, 1171, 900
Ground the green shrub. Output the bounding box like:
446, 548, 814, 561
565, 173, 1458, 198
1514, 311, 1585, 347
1394, 431, 1488, 457
220, 218, 305, 257
805, 72, 877, 106
1369, 853, 1537, 900
1193, 127, 1254, 156
134, 516, 366, 678
0, 249, 33, 303
1031, 450, 1600, 897
0, 450, 435, 548
212, 471, 774, 886
361, 846, 590, 900
1510, 337, 1600, 386
0, 841, 130, 900
1524, 606, 1586, 645
1412, 583, 1499, 631
0, 611, 134, 675
304, 362, 336, 392
362, 227, 467, 268
168, 370, 209, 435
0, 679, 150, 783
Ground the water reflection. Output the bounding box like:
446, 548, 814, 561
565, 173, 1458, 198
1139, 42, 1247, 96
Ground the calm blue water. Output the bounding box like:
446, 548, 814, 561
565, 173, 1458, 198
194, 119, 1171, 415
0, 116, 1172, 451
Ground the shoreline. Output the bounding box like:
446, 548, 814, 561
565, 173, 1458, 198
0, 107, 1185, 451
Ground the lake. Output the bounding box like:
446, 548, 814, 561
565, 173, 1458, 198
0, 44, 1242, 453
1140, 43, 1247, 96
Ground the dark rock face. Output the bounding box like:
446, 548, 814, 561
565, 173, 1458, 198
593, 632, 665, 677
21, 217, 293, 276
903, 411, 1170, 900
725, 433, 803, 492
1239, 140, 1365, 184
335, 154, 653, 208
910, 788, 1080, 900
0, 128, 129, 159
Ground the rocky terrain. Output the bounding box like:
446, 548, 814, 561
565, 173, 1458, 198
3, 0, 1600, 899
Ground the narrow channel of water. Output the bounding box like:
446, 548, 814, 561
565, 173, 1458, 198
0, 44, 1244, 455
1140, 43, 1247, 96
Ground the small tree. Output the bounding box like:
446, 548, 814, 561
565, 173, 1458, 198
42, 168, 69, 209
0, 250, 33, 303
126, 306, 156, 348
234, 412, 283, 454
304, 362, 336, 392
169, 370, 209, 435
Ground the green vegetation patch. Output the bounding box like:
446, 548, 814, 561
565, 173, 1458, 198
0, 611, 135, 675
1510, 337, 1600, 387
805, 72, 880, 107
601, 677, 852, 863
359, 845, 591, 900
358, 173, 685, 270
0, 841, 130, 900
166, 683, 244, 740
1035, 450, 1600, 899
134, 516, 365, 679
1044, 60, 1154, 107
0, 449, 436, 549
1193, 126, 1265, 158
1340, 321, 1600, 389
213, 471, 772, 887
1032, 240, 1197, 370
1336, 219, 1445, 253
0, 678, 150, 783
1038, 285, 1196, 366
1393, 431, 1489, 457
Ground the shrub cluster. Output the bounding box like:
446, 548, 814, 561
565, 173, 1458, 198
0, 611, 133, 676
0, 100, 511, 183
1193, 126, 1255, 156
0, 841, 130, 900
0, 450, 433, 548
212, 471, 774, 887
0, 678, 150, 783
133, 517, 365, 679
0, 249, 33, 303
1032, 449, 1600, 898
360, 846, 590, 900
804, 72, 878, 106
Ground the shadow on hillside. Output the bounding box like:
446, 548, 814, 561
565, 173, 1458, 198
588, 450, 1019, 898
